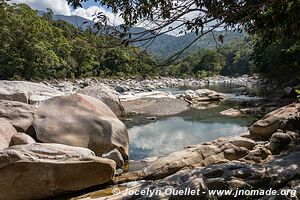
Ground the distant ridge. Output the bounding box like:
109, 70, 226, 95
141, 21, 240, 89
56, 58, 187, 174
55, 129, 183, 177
41, 11, 246, 59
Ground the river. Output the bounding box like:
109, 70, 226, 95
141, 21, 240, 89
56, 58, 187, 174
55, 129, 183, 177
123, 82, 261, 160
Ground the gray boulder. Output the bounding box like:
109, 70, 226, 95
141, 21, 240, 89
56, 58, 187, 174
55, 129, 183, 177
102, 148, 125, 169
250, 103, 300, 140
120, 91, 189, 116
0, 81, 64, 104
33, 93, 129, 160
0, 100, 37, 136
0, 119, 17, 150
268, 132, 292, 154
77, 83, 125, 116
11, 132, 36, 145
0, 143, 115, 200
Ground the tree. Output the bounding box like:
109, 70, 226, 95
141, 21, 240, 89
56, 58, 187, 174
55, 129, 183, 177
0, 0, 157, 80
67, 0, 300, 81
193, 49, 225, 74
0, 2, 72, 80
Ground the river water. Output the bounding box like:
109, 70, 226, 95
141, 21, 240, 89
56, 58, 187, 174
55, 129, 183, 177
125, 83, 260, 160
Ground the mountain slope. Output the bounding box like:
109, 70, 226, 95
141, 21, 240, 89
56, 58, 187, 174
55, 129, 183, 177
51, 13, 245, 59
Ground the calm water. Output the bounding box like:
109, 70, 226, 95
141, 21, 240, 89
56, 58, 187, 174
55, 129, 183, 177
126, 83, 258, 160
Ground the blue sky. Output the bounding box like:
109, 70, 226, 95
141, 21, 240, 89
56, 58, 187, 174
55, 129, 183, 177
81, 1, 98, 8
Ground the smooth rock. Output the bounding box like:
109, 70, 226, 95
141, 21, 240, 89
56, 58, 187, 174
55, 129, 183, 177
102, 148, 124, 169
224, 146, 249, 160
195, 89, 226, 100
227, 136, 256, 150
0, 100, 37, 135
121, 97, 189, 116
184, 90, 198, 100
120, 91, 176, 101
77, 83, 125, 116
11, 132, 36, 145
33, 93, 129, 159
268, 132, 292, 154
141, 141, 250, 180
0, 143, 115, 200
249, 146, 271, 160
250, 103, 300, 140
220, 108, 241, 117
0, 81, 63, 104
286, 131, 300, 142
0, 119, 17, 150
178, 89, 226, 103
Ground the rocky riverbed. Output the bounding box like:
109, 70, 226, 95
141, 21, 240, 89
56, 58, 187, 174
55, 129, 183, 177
0, 77, 299, 200
44, 75, 259, 94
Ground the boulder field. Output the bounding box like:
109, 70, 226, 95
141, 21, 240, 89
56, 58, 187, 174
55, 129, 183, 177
0, 80, 299, 200
79, 146, 300, 200
0, 81, 130, 199
73, 103, 300, 200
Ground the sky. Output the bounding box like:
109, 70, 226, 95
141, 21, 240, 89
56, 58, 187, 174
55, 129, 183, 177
9, 0, 211, 36
10, 0, 124, 25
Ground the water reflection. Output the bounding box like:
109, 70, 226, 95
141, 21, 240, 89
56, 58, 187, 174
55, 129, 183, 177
128, 82, 260, 160
128, 117, 249, 160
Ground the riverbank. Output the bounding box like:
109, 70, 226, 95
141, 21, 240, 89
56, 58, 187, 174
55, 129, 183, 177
0, 78, 299, 199
44, 75, 259, 94
71, 103, 300, 200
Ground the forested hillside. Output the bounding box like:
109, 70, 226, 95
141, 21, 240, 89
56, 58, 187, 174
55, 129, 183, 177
162, 37, 253, 78
0, 2, 252, 80
51, 13, 246, 59
0, 3, 157, 80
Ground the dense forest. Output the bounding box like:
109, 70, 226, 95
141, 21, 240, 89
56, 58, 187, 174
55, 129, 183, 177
0, 2, 158, 80
163, 37, 252, 78
49, 14, 246, 60
1, 0, 299, 82
0, 2, 253, 80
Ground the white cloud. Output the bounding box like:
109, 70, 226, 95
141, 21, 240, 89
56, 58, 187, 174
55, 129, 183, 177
72, 6, 124, 25
10, 0, 124, 25
11, 0, 71, 15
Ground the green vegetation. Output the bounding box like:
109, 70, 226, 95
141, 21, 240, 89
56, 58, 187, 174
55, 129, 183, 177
67, 0, 300, 83
0, 2, 157, 80
163, 38, 252, 78
250, 1, 300, 82
1, 0, 299, 82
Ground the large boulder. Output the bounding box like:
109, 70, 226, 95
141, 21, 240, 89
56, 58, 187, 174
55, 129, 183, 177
120, 91, 189, 116
0, 100, 37, 135
0, 143, 115, 200
121, 97, 189, 116
223, 136, 256, 150
119, 91, 176, 101
0, 119, 17, 150
78, 83, 125, 116
33, 93, 129, 159
178, 89, 226, 102
250, 103, 300, 140
0, 81, 64, 104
